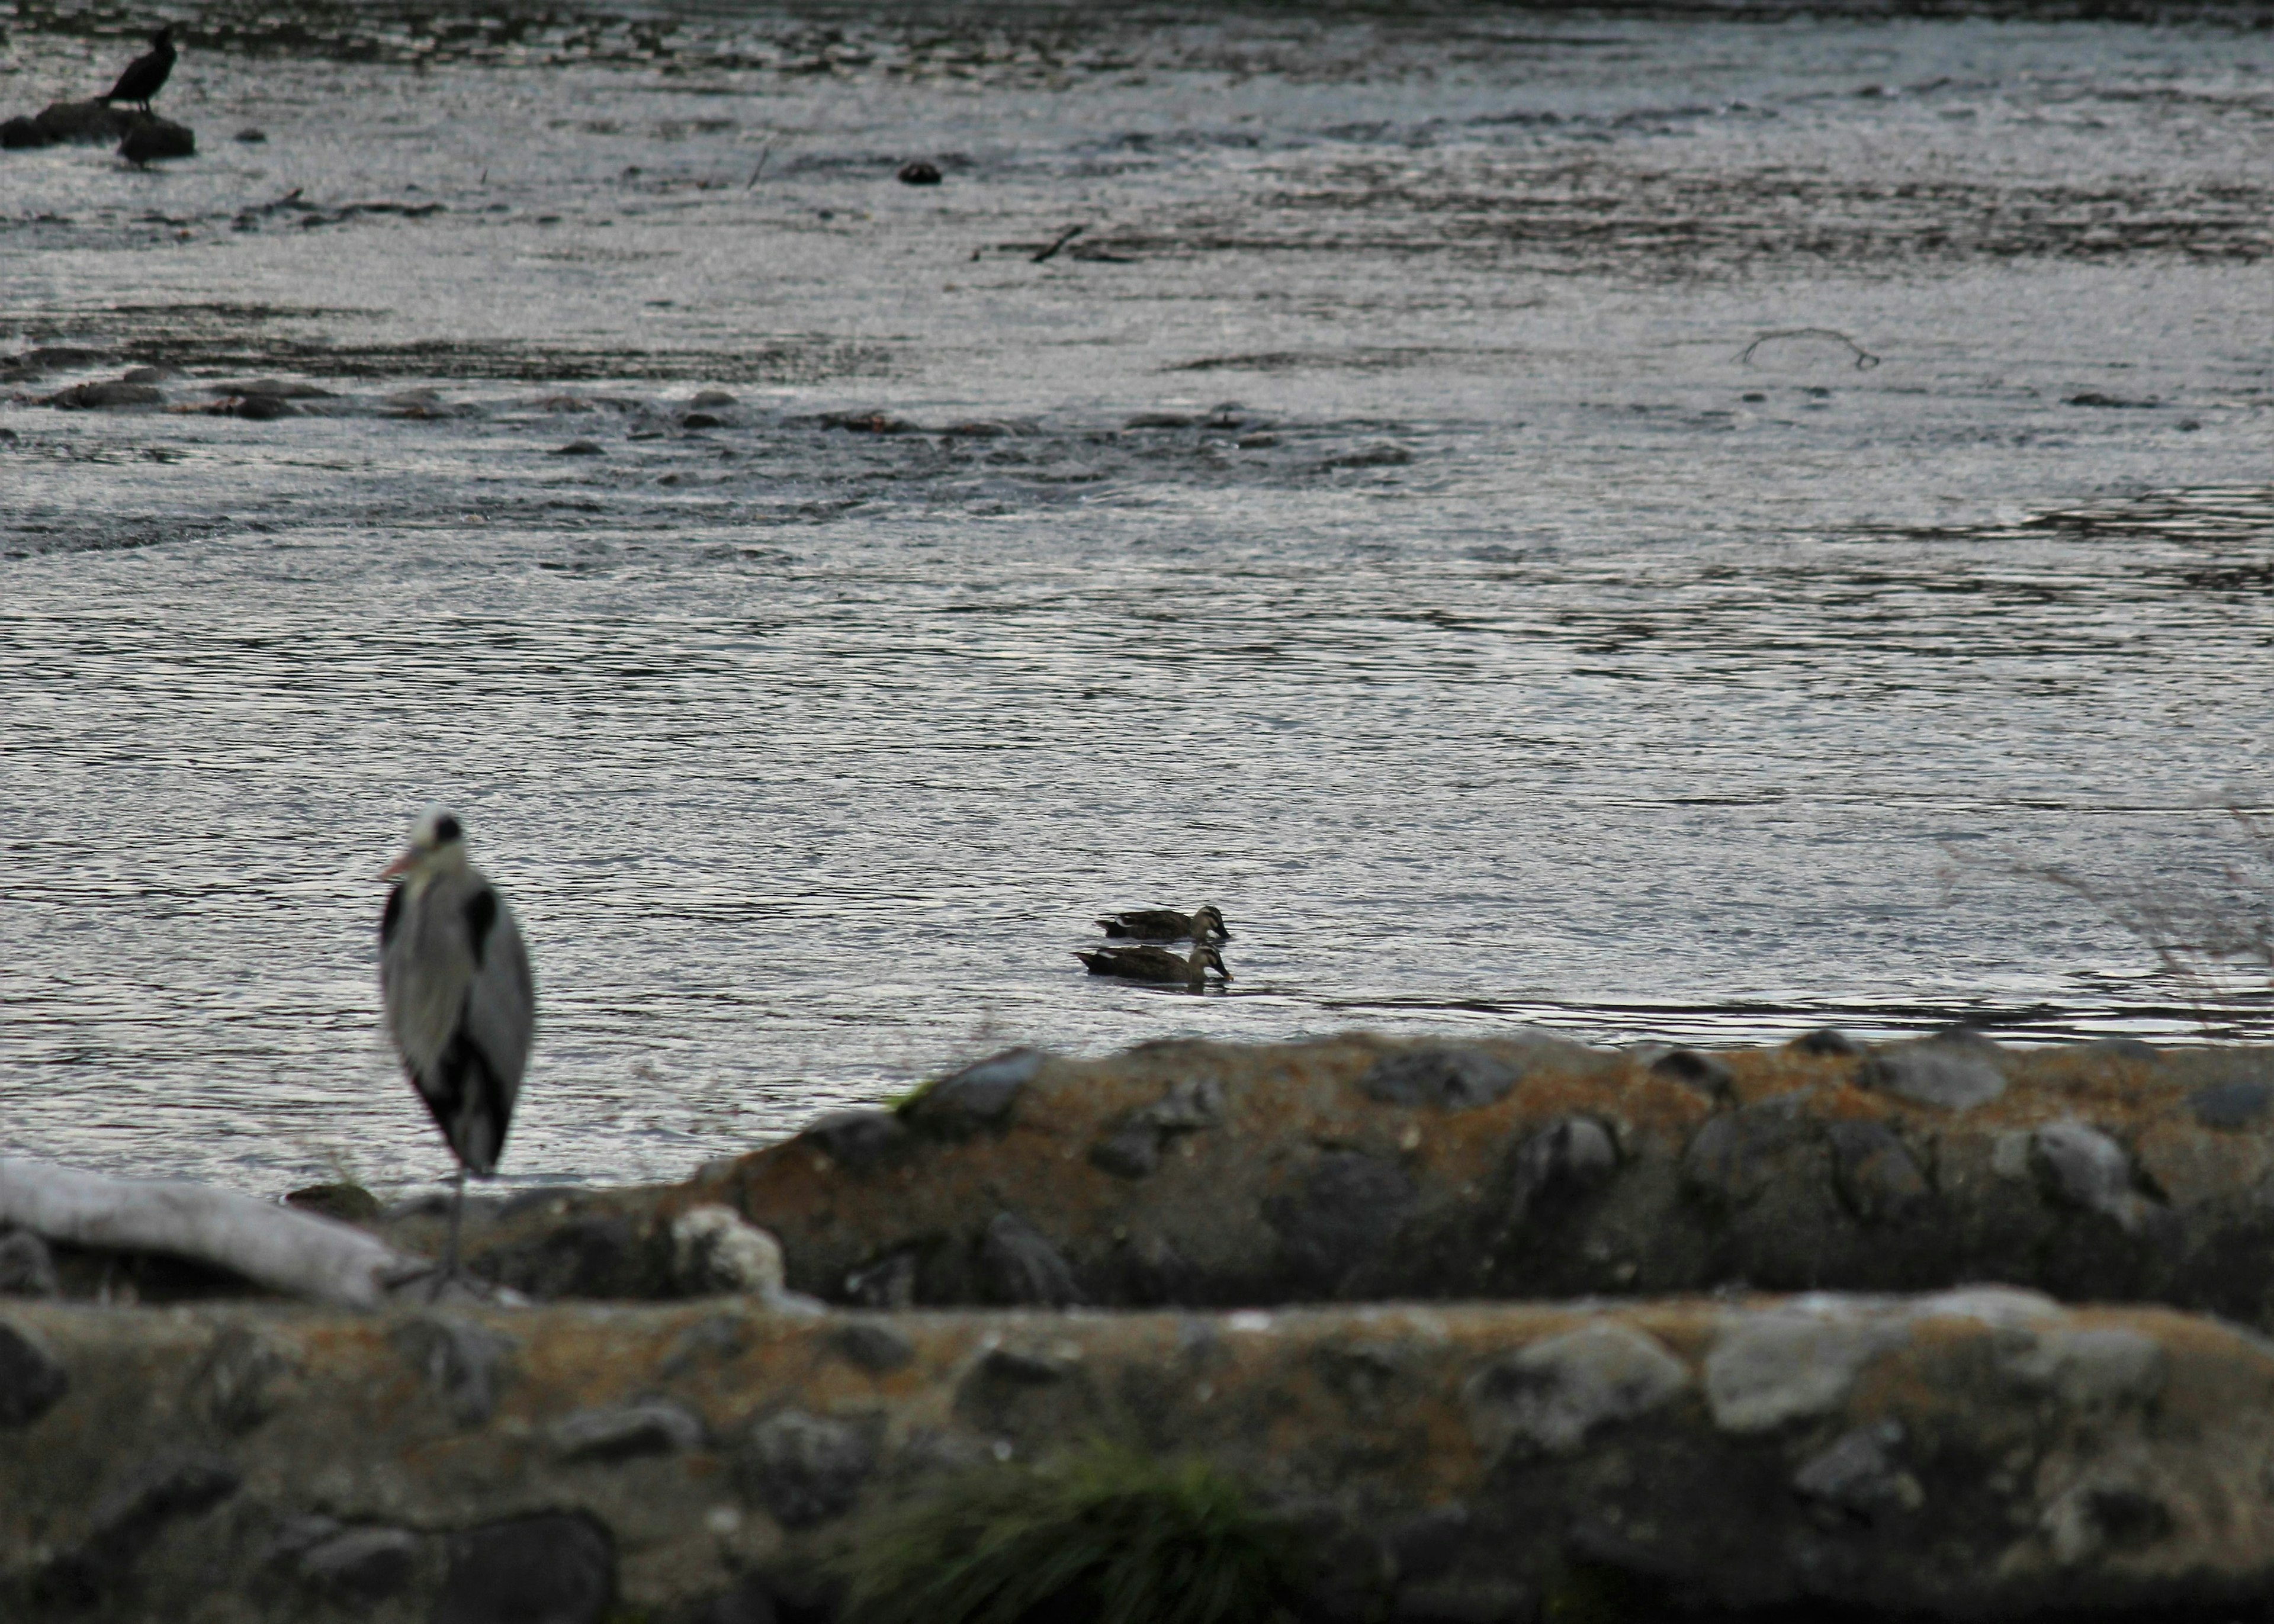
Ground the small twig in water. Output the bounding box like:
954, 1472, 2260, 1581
1032, 224, 1085, 264
747, 144, 772, 188
1736, 327, 1881, 370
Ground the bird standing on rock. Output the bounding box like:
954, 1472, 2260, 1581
1077, 942, 1233, 991
100, 27, 176, 114
1096, 903, 1229, 943
378, 807, 535, 1297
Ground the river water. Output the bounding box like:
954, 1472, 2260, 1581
2, 2, 2270, 1197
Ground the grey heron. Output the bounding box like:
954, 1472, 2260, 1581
1096, 903, 1230, 943
378, 807, 535, 1295
1076, 942, 1232, 991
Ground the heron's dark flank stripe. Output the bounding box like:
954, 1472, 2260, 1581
414, 1017, 514, 1177
381, 885, 404, 947
462, 887, 497, 967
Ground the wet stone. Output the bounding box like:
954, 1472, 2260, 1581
1650, 1047, 1736, 1104
284, 1182, 382, 1223
1861, 1038, 2008, 1110
2031, 1120, 2144, 1230
831, 1320, 914, 1374
1681, 1095, 1814, 1209
1790, 1028, 1864, 1057
296, 1525, 422, 1602
0, 1319, 68, 1426
1267, 1152, 1418, 1291
738, 1408, 878, 1528
804, 1108, 908, 1169
48, 380, 163, 410
2189, 1078, 2271, 1130
1792, 1420, 1921, 1523
553, 439, 604, 455
1089, 1123, 1162, 1179
1466, 1323, 1691, 1458
1505, 1117, 1617, 1228
391, 1315, 512, 1427
2002, 1326, 2167, 1409
897, 159, 943, 184
0, 1230, 59, 1297
82, 1451, 242, 1567
908, 1047, 1043, 1136
1361, 1047, 1520, 1110
670, 1204, 785, 1295
553, 1398, 705, 1463
1826, 1120, 1931, 1224
433, 1512, 615, 1624
981, 1211, 1083, 1306
119, 120, 195, 163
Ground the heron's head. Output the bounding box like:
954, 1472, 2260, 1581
378, 805, 468, 882
1197, 946, 1232, 982
1193, 904, 1229, 942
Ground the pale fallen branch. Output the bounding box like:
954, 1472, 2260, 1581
0, 1157, 432, 1310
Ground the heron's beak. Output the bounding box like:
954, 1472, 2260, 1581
378, 850, 416, 882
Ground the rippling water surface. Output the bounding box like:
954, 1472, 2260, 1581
3, 1, 2270, 1195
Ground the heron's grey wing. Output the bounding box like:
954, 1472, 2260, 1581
380, 880, 468, 1078
459, 888, 535, 1114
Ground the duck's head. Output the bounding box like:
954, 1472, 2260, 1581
1195, 945, 1232, 982
379, 805, 469, 883
1192, 904, 1229, 942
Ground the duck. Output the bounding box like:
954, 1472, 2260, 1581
1076, 942, 1232, 989
1096, 903, 1229, 943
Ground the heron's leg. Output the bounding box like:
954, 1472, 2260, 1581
433, 1165, 467, 1303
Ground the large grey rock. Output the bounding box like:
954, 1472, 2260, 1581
1704, 1309, 1909, 1432
2188, 1078, 2270, 1129
1362, 1047, 1520, 1110
2001, 1326, 2167, 1409
737, 1408, 877, 1528
1465, 1322, 1691, 1457
802, 1109, 907, 1169
0, 1230, 59, 1298
1862, 1037, 2008, 1110
1648, 1047, 1736, 1105
2031, 1120, 2147, 1230
670, 1205, 785, 1296
1826, 1121, 1931, 1224
907, 1048, 1043, 1136
1267, 1152, 1418, 1291
79, 1451, 241, 1568
294, 1525, 422, 1602
1682, 1095, 1814, 1208
433, 1512, 614, 1624
1791, 1420, 1921, 1522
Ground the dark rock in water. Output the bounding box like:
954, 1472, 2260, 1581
1268, 1152, 1418, 1292
47, 380, 163, 410
0, 1320, 68, 1425
235, 128, 267, 144
553, 439, 604, 455
689, 389, 736, 409
2188, 1078, 2270, 1130
1362, 1046, 1519, 1110
284, 1181, 381, 1223
0, 1230, 59, 1298
1860, 1037, 2006, 1110
227, 393, 295, 420
981, 1211, 1082, 1306
1790, 1028, 1864, 1056
215, 377, 333, 400
1324, 440, 1414, 468
805, 1108, 908, 1169
29, 99, 139, 143
119, 119, 195, 163
737, 1408, 877, 1528
897, 159, 943, 184
821, 407, 918, 434
294, 1526, 422, 1602
434, 1513, 615, 1624
1505, 1116, 1617, 1227
1125, 411, 1197, 429
905, 1047, 1042, 1136
2, 345, 111, 377
1, 115, 52, 149
682, 411, 724, 429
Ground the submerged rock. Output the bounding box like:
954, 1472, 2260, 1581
119, 120, 195, 163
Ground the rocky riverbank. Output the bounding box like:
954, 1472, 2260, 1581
8, 1031, 2274, 1621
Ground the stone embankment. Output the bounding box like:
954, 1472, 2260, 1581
8, 1031, 2274, 1622
431, 1030, 2274, 1320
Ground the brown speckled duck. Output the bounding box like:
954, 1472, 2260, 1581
1075, 942, 1232, 990
1096, 903, 1229, 944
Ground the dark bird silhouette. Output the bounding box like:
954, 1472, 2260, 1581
101, 27, 176, 114
1077, 942, 1232, 991
378, 806, 536, 1296
1097, 903, 1229, 943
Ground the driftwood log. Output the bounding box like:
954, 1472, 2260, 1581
0, 1157, 426, 1309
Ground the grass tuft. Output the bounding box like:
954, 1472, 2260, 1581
837, 1443, 1306, 1624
